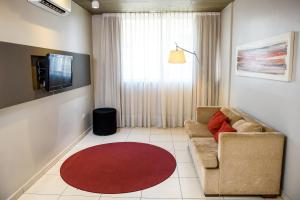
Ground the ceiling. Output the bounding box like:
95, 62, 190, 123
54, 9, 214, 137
72, 0, 234, 14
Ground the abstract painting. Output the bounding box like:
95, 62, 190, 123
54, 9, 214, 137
236, 32, 295, 81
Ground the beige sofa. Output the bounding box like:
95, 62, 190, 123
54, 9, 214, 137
185, 107, 284, 197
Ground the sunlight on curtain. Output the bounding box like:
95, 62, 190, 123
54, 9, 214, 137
120, 13, 195, 127
121, 13, 194, 83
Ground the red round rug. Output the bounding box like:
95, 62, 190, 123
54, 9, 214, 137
60, 142, 176, 194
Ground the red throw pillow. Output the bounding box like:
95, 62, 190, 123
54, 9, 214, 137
208, 111, 228, 134
213, 121, 236, 142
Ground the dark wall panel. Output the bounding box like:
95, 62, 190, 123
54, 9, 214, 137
0, 41, 91, 109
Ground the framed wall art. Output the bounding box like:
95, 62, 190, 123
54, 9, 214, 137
236, 32, 295, 81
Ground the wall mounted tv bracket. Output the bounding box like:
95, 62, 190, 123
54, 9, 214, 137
31, 55, 48, 90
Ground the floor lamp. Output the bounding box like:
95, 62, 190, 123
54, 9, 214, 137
168, 43, 199, 64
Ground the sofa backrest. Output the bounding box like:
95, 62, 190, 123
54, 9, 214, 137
228, 108, 276, 132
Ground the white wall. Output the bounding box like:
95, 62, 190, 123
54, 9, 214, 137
0, 0, 91, 54
0, 1, 93, 199
228, 0, 300, 199
219, 3, 233, 106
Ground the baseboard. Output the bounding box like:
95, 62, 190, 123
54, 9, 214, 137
7, 126, 92, 200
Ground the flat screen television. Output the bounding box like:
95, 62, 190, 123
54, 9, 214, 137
46, 54, 73, 91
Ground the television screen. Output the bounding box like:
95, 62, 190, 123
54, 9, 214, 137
47, 54, 73, 91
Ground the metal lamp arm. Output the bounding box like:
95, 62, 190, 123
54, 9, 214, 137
175, 43, 200, 64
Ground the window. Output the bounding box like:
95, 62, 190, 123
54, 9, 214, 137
120, 13, 195, 83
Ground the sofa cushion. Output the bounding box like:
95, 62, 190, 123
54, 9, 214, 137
213, 121, 236, 142
220, 107, 243, 125
184, 120, 212, 138
232, 119, 263, 132
208, 111, 229, 134
190, 138, 218, 168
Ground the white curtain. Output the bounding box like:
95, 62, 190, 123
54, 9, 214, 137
194, 14, 221, 107
92, 13, 220, 128
92, 15, 122, 125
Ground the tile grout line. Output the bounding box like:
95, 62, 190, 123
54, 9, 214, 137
141, 127, 152, 199
148, 127, 152, 143
124, 128, 130, 141
57, 183, 68, 200
171, 128, 184, 200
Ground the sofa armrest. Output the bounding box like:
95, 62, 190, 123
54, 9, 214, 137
218, 132, 285, 195
196, 106, 221, 123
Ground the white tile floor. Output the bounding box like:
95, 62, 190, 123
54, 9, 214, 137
18, 128, 282, 200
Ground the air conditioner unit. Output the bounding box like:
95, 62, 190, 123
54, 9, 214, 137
28, 0, 71, 16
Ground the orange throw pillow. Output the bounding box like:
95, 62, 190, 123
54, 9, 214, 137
208, 111, 229, 134
213, 121, 236, 142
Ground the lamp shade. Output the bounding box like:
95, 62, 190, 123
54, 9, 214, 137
168, 50, 186, 64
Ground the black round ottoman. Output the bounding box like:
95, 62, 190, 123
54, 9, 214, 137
93, 108, 117, 135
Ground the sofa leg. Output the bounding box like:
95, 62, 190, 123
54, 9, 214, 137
261, 195, 278, 198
